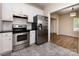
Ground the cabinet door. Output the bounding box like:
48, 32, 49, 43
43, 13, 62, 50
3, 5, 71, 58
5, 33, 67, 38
30, 31, 35, 45
0, 34, 2, 54
2, 3, 13, 21
28, 16, 33, 22
2, 33, 12, 53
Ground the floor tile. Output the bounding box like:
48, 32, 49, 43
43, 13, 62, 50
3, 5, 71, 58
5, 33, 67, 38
9, 42, 78, 56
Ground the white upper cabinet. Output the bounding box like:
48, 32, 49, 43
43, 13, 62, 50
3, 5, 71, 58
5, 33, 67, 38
0, 3, 13, 21
28, 16, 33, 22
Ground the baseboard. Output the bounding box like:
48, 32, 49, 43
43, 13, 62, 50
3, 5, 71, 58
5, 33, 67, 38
58, 34, 78, 38
51, 33, 78, 38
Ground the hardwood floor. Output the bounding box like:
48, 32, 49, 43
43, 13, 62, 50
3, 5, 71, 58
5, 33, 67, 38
50, 33, 78, 53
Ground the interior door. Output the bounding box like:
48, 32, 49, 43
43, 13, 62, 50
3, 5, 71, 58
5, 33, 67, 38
50, 19, 57, 42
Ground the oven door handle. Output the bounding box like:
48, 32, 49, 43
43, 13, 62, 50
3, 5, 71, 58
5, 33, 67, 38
15, 33, 27, 35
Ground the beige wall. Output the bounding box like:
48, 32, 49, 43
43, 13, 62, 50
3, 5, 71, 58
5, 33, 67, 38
59, 13, 74, 36
51, 13, 78, 37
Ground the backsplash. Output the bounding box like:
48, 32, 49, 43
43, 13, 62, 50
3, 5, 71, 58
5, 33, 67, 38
13, 18, 27, 25
2, 21, 12, 31
0, 21, 2, 31
13, 17, 32, 30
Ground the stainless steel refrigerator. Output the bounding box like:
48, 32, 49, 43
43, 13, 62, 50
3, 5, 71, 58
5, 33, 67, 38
33, 15, 48, 45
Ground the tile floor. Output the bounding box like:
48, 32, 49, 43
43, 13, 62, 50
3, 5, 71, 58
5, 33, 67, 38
6, 42, 79, 56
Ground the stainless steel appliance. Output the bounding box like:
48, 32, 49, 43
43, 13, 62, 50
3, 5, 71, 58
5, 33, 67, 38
13, 24, 30, 51
33, 15, 48, 45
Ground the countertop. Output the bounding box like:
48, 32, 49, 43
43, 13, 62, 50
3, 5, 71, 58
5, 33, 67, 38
0, 30, 35, 33
0, 31, 13, 33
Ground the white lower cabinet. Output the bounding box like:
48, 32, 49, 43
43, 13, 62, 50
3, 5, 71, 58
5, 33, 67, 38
2, 36, 12, 53
0, 32, 12, 54
30, 30, 35, 45
0, 34, 2, 54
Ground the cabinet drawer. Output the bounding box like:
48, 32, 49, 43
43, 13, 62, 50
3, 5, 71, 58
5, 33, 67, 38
2, 32, 12, 37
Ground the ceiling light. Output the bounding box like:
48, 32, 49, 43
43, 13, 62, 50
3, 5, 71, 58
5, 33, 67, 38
70, 8, 76, 17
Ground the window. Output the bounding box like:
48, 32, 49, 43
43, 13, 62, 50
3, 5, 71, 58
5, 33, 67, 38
73, 17, 79, 31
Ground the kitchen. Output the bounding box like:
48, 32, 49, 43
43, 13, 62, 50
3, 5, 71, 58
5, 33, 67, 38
0, 3, 48, 55
0, 3, 79, 56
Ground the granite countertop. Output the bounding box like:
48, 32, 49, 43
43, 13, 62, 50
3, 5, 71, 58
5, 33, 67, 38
0, 31, 13, 33
0, 30, 35, 33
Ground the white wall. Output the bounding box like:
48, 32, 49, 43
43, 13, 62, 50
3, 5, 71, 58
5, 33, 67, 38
0, 4, 2, 18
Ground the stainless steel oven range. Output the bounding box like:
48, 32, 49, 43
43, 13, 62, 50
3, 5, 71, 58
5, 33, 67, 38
13, 24, 30, 51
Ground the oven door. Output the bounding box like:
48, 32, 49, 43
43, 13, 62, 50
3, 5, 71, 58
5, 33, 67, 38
13, 32, 29, 46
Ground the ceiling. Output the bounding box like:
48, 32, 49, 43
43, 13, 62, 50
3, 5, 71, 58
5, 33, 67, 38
28, 3, 79, 14
28, 3, 50, 10
54, 4, 79, 15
